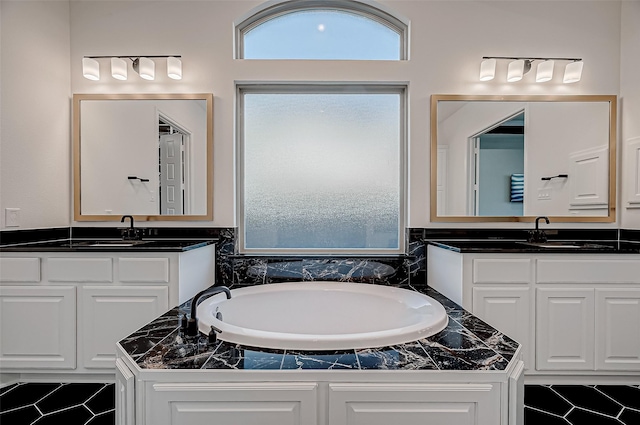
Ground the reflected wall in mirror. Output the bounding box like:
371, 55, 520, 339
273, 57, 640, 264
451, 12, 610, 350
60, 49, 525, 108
431, 95, 616, 223
73, 93, 213, 221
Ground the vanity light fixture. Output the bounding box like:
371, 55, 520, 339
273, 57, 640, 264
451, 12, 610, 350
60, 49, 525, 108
82, 55, 182, 81
480, 56, 583, 83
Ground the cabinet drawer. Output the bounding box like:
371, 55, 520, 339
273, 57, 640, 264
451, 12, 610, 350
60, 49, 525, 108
0, 257, 41, 282
537, 259, 640, 284
472, 259, 531, 284
147, 382, 318, 425
329, 383, 500, 425
48, 257, 113, 282
118, 258, 169, 283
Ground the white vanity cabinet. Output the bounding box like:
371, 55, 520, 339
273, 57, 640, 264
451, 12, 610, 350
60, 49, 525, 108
535, 259, 640, 372
0, 244, 215, 375
427, 245, 640, 379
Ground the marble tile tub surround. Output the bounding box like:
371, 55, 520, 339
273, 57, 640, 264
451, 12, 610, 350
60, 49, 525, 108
621, 228, 640, 242
215, 227, 426, 289
119, 286, 518, 371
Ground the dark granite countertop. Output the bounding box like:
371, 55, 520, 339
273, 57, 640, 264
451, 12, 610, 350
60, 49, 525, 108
0, 239, 215, 252
426, 239, 640, 254
118, 286, 519, 372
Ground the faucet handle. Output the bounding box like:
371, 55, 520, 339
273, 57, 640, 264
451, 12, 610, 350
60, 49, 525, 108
120, 227, 142, 240
528, 229, 548, 243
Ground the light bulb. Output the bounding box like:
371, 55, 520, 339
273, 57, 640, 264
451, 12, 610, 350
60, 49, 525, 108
167, 56, 182, 80
479, 59, 496, 81
536, 60, 554, 83
563, 61, 583, 83
110, 57, 128, 80
82, 58, 100, 81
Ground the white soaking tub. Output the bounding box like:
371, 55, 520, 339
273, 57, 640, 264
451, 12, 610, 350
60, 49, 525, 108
196, 281, 448, 350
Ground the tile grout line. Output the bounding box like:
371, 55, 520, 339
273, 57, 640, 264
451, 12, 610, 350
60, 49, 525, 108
593, 385, 626, 419
83, 382, 109, 416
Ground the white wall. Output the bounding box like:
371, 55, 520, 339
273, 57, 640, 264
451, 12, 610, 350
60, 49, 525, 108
620, 0, 640, 229
0, 1, 71, 229
1, 0, 630, 230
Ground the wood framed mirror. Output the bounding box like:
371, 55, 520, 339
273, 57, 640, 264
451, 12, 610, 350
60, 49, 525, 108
431, 94, 616, 223
73, 93, 213, 221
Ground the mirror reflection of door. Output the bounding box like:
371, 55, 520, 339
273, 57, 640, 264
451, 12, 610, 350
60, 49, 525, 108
158, 117, 190, 215
469, 112, 525, 216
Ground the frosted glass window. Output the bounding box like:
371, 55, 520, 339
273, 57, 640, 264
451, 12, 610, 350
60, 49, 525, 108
239, 3, 405, 60
239, 86, 404, 253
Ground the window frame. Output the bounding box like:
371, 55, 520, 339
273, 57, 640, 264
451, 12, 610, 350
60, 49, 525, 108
236, 82, 408, 255
235, 0, 409, 60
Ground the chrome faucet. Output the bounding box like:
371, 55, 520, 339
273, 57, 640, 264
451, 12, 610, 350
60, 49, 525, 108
120, 215, 141, 240
528, 216, 550, 243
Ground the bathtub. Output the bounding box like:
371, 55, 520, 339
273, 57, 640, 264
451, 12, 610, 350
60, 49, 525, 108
196, 281, 448, 350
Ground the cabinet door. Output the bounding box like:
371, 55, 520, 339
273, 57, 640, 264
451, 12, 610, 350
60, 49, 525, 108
0, 285, 76, 369
81, 285, 168, 368
595, 289, 640, 371
328, 382, 500, 425
146, 382, 318, 425
536, 288, 594, 370
473, 287, 532, 369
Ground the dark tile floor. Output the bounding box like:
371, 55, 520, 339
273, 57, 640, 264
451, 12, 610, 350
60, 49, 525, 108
525, 384, 640, 425
0, 382, 114, 425
0, 382, 638, 424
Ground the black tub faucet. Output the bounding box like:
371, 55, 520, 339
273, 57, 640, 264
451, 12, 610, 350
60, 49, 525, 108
186, 286, 232, 337
120, 215, 141, 240
528, 216, 550, 243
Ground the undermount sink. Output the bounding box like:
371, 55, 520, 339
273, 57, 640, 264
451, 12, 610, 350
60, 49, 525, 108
88, 243, 136, 247
74, 240, 150, 247
517, 241, 614, 249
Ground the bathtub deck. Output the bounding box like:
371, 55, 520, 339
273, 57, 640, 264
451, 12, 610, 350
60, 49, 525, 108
119, 287, 519, 372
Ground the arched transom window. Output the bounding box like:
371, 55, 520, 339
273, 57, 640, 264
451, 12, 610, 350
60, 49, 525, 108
236, 0, 408, 60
